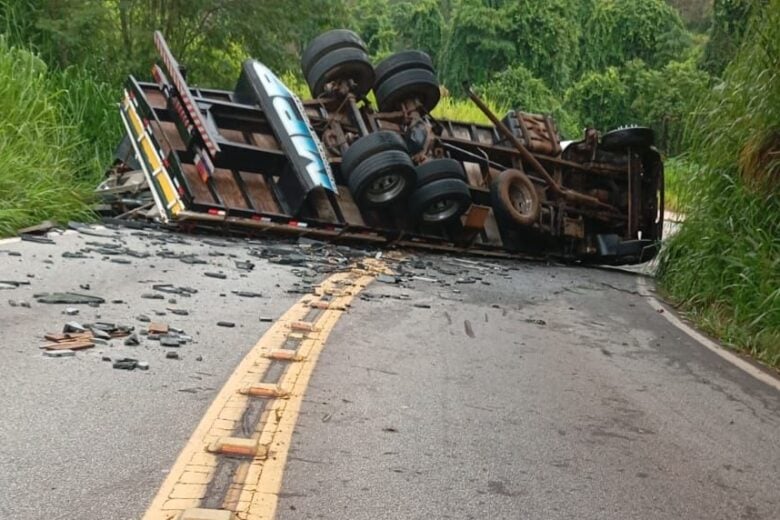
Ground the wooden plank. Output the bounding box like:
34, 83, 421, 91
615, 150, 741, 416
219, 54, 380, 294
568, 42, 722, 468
146, 89, 167, 109
43, 340, 95, 351
181, 163, 216, 206
250, 132, 281, 150
44, 332, 93, 342
240, 171, 280, 213
333, 187, 365, 226
212, 168, 248, 209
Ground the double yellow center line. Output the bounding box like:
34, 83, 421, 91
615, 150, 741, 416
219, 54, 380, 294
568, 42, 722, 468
142, 260, 387, 520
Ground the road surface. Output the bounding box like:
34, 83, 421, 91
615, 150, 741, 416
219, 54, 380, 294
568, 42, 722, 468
0, 225, 777, 519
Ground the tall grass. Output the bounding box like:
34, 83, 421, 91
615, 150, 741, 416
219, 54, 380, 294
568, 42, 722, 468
657, 1, 780, 366
0, 38, 118, 236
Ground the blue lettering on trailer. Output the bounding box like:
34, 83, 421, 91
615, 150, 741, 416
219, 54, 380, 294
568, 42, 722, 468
252, 62, 336, 193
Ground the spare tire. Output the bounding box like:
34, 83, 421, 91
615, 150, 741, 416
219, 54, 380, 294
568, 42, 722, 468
409, 178, 472, 224
306, 47, 375, 98
341, 131, 407, 176
374, 68, 440, 113
600, 127, 654, 151
374, 50, 434, 87
301, 29, 367, 79
347, 149, 416, 208
415, 158, 467, 186
490, 169, 540, 227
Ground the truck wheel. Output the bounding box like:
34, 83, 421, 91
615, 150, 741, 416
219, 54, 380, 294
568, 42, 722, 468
415, 158, 467, 186
409, 178, 471, 224
491, 169, 540, 227
341, 131, 407, 176
347, 149, 416, 208
301, 29, 367, 79
374, 50, 434, 87
374, 68, 440, 113
600, 127, 654, 151
306, 47, 375, 98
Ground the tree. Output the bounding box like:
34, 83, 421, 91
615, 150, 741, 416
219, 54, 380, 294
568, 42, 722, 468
480, 64, 581, 138
564, 67, 630, 132
581, 0, 690, 71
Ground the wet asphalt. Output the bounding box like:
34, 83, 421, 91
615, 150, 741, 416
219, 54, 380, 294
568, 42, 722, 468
1, 226, 778, 520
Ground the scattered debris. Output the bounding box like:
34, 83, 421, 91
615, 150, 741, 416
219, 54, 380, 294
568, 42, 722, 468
63, 322, 86, 333
235, 260, 255, 271
124, 334, 140, 346
43, 350, 76, 358
152, 284, 198, 296
35, 292, 105, 305
20, 234, 55, 245
231, 291, 262, 298
0, 280, 31, 289
42, 330, 95, 351
63, 307, 80, 316
113, 358, 139, 370
148, 322, 169, 334
204, 272, 227, 279
18, 220, 57, 235
166, 351, 179, 360
217, 321, 235, 328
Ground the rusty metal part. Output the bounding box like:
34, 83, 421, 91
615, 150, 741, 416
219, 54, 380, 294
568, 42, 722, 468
463, 83, 615, 212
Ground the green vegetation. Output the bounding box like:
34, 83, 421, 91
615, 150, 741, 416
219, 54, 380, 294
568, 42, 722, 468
657, 0, 780, 366
0, 1, 775, 363
0, 37, 117, 235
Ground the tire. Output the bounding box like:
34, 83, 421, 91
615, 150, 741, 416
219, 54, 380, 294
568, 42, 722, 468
415, 158, 467, 186
374, 50, 434, 87
306, 47, 375, 98
301, 29, 366, 79
490, 169, 540, 227
374, 68, 440, 113
409, 178, 472, 224
341, 131, 407, 176
600, 127, 654, 151
347, 149, 416, 207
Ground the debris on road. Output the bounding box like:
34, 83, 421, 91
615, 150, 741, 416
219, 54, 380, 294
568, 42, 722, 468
35, 292, 106, 305
112, 358, 139, 370
42, 331, 95, 352
148, 322, 169, 334
231, 291, 262, 298
43, 350, 76, 358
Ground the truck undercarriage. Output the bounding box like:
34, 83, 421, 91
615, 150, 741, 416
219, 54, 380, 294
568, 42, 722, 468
105, 30, 664, 265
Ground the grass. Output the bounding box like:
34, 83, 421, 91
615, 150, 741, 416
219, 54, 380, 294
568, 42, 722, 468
663, 156, 694, 213
657, 1, 780, 367
0, 38, 119, 237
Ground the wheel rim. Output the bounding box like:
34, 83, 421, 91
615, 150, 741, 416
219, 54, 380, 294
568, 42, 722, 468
422, 198, 459, 222
366, 173, 406, 204
509, 184, 534, 215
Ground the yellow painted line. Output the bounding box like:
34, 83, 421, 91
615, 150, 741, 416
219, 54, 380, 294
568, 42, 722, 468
142, 259, 389, 520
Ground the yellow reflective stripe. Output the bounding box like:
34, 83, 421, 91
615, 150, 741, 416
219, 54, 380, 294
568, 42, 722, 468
123, 97, 181, 215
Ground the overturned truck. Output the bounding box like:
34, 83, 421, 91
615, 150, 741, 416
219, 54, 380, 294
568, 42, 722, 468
107, 30, 664, 264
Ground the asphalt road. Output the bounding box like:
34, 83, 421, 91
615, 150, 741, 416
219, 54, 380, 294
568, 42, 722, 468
1, 226, 778, 519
